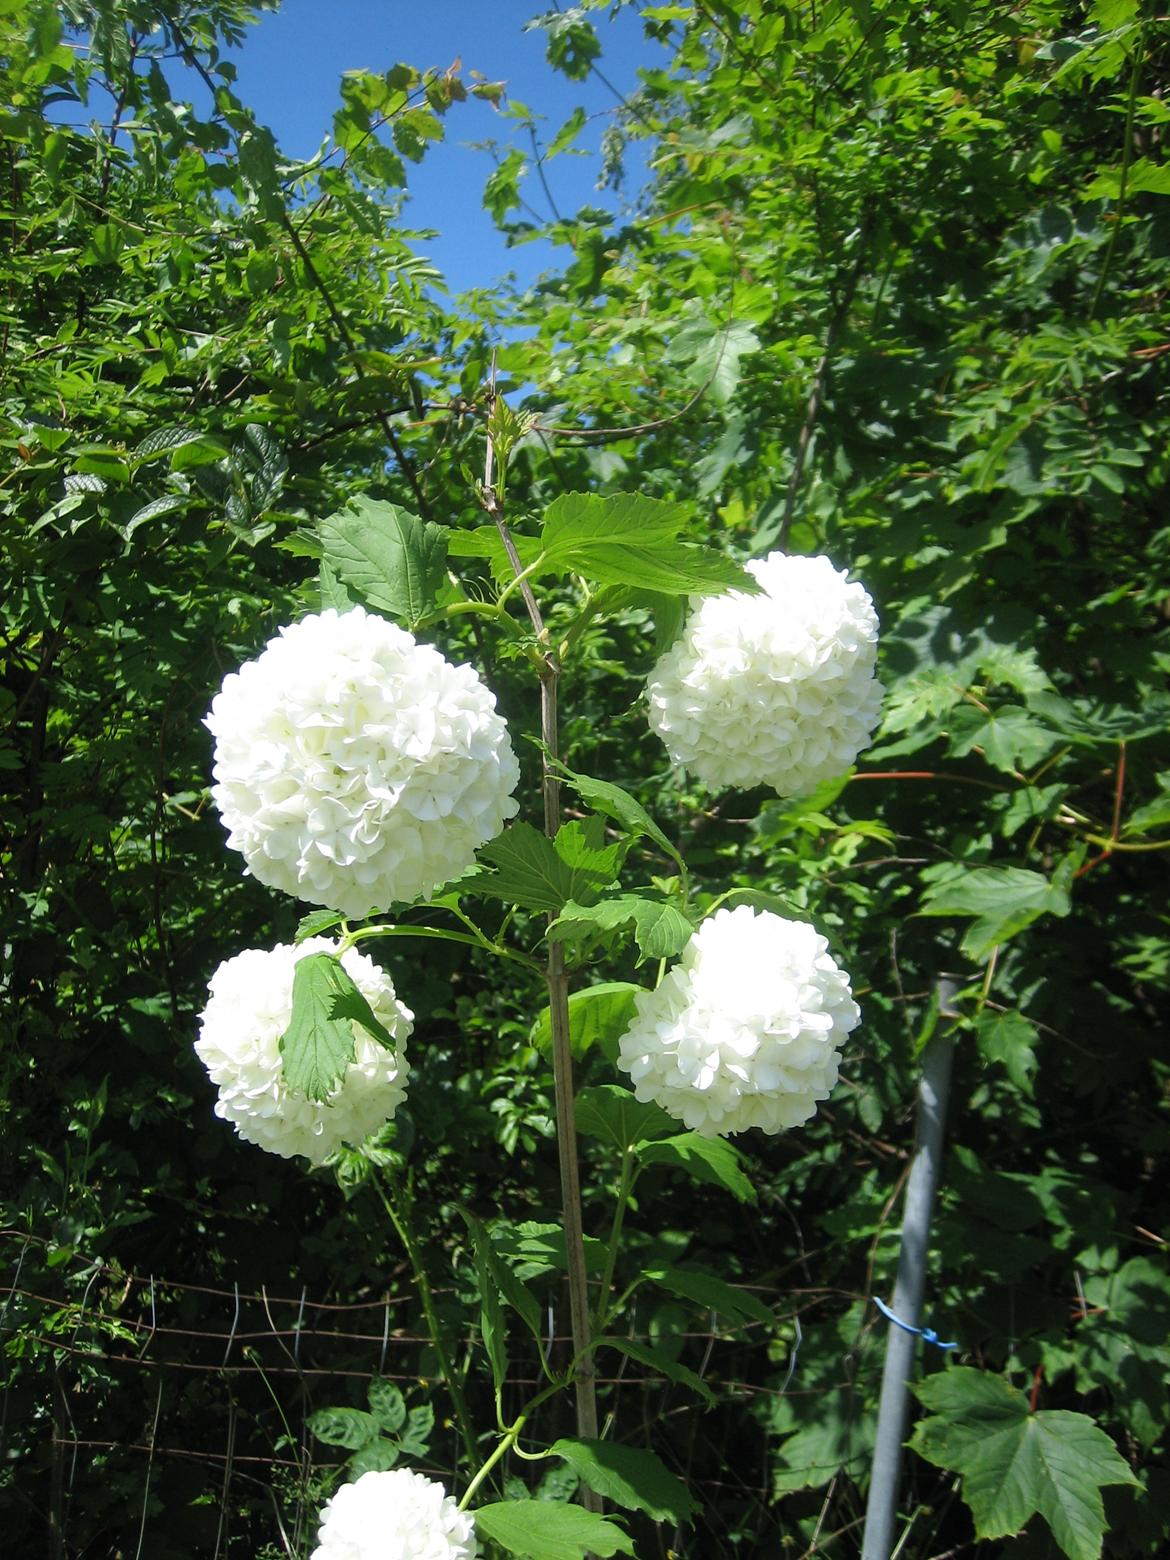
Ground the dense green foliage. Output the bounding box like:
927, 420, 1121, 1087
3, 1, 1169, 1556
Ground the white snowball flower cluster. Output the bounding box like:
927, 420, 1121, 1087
646, 552, 882, 795
206, 605, 520, 918
311, 1469, 477, 1560
195, 938, 412, 1165
618, 906, 860, 1137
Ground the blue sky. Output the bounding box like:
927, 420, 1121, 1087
230, 0, 663, 294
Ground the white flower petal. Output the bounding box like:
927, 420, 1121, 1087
311, 1469, 477, 1560
206, 606, 520, 917
616, 906, 860, 1137
646, 553, 882, 795
195, 939, 412, 1165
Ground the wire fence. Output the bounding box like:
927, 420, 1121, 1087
1, 1227, 868, 1558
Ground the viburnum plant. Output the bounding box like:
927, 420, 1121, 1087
194, 399, 886, 1560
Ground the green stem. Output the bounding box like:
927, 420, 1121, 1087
374, 1171, 479, 1472
458, 1414, 528, 1510
593, 1150, 637, 1335
456, 1371, 569, 1510
344, 921, 542, 972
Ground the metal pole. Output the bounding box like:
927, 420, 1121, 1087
861, 981, 958, 1560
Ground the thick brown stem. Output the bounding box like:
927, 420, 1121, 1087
540, 670, 601, 1472
481, 403, 600, 1492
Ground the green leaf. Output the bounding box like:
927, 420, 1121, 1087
665, 316, 760, 404
473, 1500, 635, 1559
169, 434, 232, 471
947, 704, 1058, 774
772, 1390, 875, 1494
295, 910, 345, 942
645, 1266, 774, 1328
575, 1084, 676, 1153
346, 1438, 400, 1475
530, 981, 643, 1063
367, 1377, 406, 1434
307, 1407, 381, 1449
538, 492, 758, 595
132, 425, 205, 463
279, 953, 396, 1103
473, 822, 595, 913
549, 895, 695, 963
398, 1401, 434, 1456
551, 762, 685, 875
318, 495, 449, 626
636, 1133, 757, 1204
490, 1222, 608, 1279
918, 864, 1073, 960
1027, 691, 1170, 746
975, 1010, 1038, 1093
548, 105, 587, 157
460, 1210, 509, 1394
459, 1208, 543, 1345
910, 1368, 1137, 1560
550, 1438, 698, 1524
552, 815, 626, 899
602, 1336, 715, 1405
446, 524, 543, 586
543, 491, 688, 553
1124, 772, 1170, 835
123, 494, 185, 537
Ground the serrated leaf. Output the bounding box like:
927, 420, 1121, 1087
918, 864, 1073, 960
1124, 772, 1170, 835
538, 492, 758, 596
975, 1010, 1038, 1093
367, 1377, 406, 1433
318, 495, 449, 625
1027, 690, 1170, 746
530, 982, 642, 1063
279, 953, 396, 1102
446, 524, 543, 586
398, 1401, 433, 1456
549, 895, 695, 963
491, 1221, 608, 1279
645, 1265, 774, 1328
666, 316, 760, 404
947, 704, 1058, 774
910, 1368, 1137, 1560
295, 910, 345, 943
473, 822, 593, 913
575, 1084, 675, 1153
460, 1210, 509, 1394
602, 1336, 715, 1405
547, 105, 587, 158
550, 1438, 698, 1524
636, 1133, 757, 1204
552, 762, 685, 875
307, 1407, 381, 1449
459, 1208, 543, 1344
345, 1438, 400, 1475
474, 1500, 635, 1559
543, 491, 689, 553
553, 815, 625, 896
